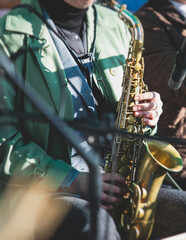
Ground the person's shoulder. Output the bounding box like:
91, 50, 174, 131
0, 7, 32, 56
94, 3, 129, 31
95, 3, 118, 15
95, 4, 121, 22
0, 5, 30, 23
0, 6, 31, 34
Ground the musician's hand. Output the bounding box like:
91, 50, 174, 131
133, 91, 163, 126
100, 172, 126, 211
67, 172, 126, 211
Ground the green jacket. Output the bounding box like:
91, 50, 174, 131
0, 0, 132, 192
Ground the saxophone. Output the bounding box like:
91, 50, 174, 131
101, 1, 183, 239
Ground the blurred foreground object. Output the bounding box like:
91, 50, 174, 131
0, 0, 20, 17
0, 183, 70, 240
117, 0, 149, 12
0, 0, 20, 8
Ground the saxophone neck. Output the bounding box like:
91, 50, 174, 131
102, 1, 145, 64
109, 1, 144, 40
132, 40, 144, 65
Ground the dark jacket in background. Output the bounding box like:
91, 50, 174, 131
136, 0, 186, 187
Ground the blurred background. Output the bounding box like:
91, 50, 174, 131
0, 0, 149, 18
117, 0, 148, 12
0, 0, 20, 17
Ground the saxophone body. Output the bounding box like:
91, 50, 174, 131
102, 1, 183, 239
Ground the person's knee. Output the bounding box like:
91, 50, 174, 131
34, 195, 120, 240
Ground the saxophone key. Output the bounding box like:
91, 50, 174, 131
128, 101, 135, 108
121, 154, 131, 164
141, 187, 147, 199
137, 208, 145, 219
142, 201, 151, 208
126, 125, 138, 133
129, 226, 140, 239
121, 213, 125, 227
131, 81, 138, 87
126, 114, 136, 124
119, 165, 131, 176
123, 141, 134, 150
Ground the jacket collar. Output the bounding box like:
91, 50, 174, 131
4, 3, 111, 51
5, 0, 46, 39
4, 3, 104, 116
5, 1, 97, 41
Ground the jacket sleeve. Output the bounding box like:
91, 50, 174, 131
0, 42, 76, 193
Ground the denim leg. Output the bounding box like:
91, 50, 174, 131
150, 188, 186, 240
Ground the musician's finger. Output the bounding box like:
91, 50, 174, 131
143, 116, 160, 126
134, 91, 161, 102
134, 109, 160, 119
133, 101, 159, 111
102, 182, 125, 195
100, 204, 115, 211
101, 192, 122, 205
102, 172, 125, 184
